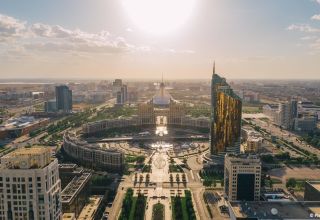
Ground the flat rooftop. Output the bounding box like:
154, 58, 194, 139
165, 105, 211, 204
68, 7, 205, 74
62, 213, 76, 220
229, 201, 320, 219
61, 173, 91, 203
59, 163, 78, 169
78, 196, 102, 220
308, 181, 320, 192
0, 116, 48, 130
226, 154, 261, 165
3, 147, 49, 157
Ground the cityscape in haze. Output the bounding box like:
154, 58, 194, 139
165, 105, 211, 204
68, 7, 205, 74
1, 1, 320, 220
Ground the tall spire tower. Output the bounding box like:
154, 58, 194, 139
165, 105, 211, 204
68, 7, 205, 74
210, 62, 242, 164
212, 61, 215, 76
160, 74, 165, 97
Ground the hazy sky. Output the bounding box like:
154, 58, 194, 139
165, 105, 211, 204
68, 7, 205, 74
0, 0, 320, 79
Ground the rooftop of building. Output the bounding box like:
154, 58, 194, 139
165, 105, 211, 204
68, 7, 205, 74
59, 163, 78, 169
229, 201, 320, 219
62, 213, 76, 220
152, 81, 172, 106
225, 154, 260, 161
247, 136, 263, 142
3, 147, 49, 157
0, 116, 48, 130
61, 172, 92, 203
1, 147, 52, 169
307, 181, 320, 192
78, 195, 102, 220
64, 132, 124, 154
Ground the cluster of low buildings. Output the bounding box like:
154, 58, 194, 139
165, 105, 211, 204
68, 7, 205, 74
0, 90, 48, 108
234, 90, 260, 103
0, 116, 49, 139
241, 126, 264, 153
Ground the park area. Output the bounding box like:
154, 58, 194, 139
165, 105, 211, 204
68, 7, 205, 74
171, 190, 196, 220
119, 188, 146, 220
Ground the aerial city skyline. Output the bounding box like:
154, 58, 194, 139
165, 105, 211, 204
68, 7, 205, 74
1, 1, 320, 220
0, 0, 320, 79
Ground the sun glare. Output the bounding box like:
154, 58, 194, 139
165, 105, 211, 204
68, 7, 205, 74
122, 0, 196, 35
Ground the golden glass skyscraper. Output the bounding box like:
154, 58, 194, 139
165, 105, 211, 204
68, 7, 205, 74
210, 63, 242, 163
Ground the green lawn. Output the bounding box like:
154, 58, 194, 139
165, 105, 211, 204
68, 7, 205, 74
242, 106, 262, 113
152, 203, 164, 220
128, 197, 137, 220
181, 197, 189, 220
171, 195, 195, 220
169, 164, 183, 173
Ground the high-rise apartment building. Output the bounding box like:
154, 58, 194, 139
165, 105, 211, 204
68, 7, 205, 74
0, 147, 62, 220
224, 154, 261, 202
210, 63, 242, 164
56, 85, 72, 112
112, 79, 123, 95
276, 99, 298, 130
113, 79, 127, 105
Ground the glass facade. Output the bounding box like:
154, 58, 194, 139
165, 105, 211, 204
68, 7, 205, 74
237, 174, 255, 201
55, 85, 72, 112
210, 72, 242, 161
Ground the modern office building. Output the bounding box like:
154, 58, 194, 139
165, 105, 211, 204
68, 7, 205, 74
113, 79, 127, 105
224, 154, 261, 202
295, 113, 317, 132
264, 99, 298, 131
0, 147, 62, 220
112, 79, 123, 95
278, 99, 298, 130
210, 63, 242, 163
56, 85, 72, 112
44, 99, 57, 112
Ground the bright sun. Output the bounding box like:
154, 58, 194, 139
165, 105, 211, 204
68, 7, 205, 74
122, 0, 196, 35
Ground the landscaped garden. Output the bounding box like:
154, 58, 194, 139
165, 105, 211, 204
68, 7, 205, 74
171, 190, 196, 220
152, 202, 164, 220
199, 170, 224, 187
119, 188, 147, 220
169, 164, 184, 173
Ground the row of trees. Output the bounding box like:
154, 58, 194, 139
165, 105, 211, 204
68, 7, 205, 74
172, 192, 196, 220
90, 106, 137, 122
29, 109, 93, 138
119, 188, 134, 220
185, 190, 196, 220
199, 170, 224, 187
134, 173, 150, 187
302, 130, 320, 148
185, 105, 210, 118
169, 173, 187, 187
133, 194, 147, 220
119, 189, 146, 220
286, 178, 305, 190
172, 196, 184, 220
